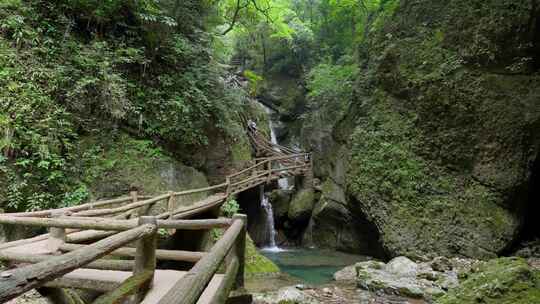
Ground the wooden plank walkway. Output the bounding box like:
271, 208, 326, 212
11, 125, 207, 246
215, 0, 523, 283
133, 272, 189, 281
0, 129, 311, 304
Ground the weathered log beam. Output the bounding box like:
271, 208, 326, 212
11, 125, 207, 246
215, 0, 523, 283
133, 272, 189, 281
0, 234, 49, 250
211, 256, 239, 304
0, 252, 134, 271
44, 277, 120, 292
0, 215, 233, 232
173, 183, 228, 196
0, 224, 156, 302
66, 230, 118, 243
157, 218, 232, 230
59, 243, 205, 263
157, 216, 245, 304
73, 193, 171, 217
0, 215, 136, 231
5, 196, 133, 218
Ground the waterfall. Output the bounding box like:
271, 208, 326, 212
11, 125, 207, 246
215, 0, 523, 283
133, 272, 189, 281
260, 186, 283, 252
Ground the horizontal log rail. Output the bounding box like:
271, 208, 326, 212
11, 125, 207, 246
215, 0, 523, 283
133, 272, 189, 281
0, 224, 156, 302
173, 183, 228, 196
73, 193, 172, 217
0, 252, 135, 271
6, 196, 133, 218
59, 243, 206, 263
0, 215, 232, 231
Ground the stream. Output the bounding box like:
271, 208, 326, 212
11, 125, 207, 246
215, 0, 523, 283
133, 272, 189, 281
261, 248, 370, 285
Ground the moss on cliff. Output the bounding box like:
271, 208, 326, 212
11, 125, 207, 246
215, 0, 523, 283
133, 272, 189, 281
338, 0, 540, 258
436, 257, 540, 304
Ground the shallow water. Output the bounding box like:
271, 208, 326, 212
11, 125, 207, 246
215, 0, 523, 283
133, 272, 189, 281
260, 248, 371, 285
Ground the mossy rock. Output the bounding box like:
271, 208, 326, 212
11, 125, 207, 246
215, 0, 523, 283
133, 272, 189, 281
245, 235, 280, 276
287, 189, 315, 222
79, 134, 209, 202
436, 257, 540, 304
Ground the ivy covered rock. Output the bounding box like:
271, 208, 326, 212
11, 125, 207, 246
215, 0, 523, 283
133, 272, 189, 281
436, 257, 540, 304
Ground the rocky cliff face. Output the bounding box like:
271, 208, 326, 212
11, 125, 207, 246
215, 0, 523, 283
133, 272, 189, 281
297, 0, 540, 259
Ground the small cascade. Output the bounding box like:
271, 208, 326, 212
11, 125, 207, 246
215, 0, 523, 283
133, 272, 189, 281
261, 104, 290, 190
260, 186, 283, 252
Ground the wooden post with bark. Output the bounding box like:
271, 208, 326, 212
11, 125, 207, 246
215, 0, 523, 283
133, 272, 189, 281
47, 211, 66, 253
167, 192, 176, 235
131, 216, 157, 303
232, 214, 246, 289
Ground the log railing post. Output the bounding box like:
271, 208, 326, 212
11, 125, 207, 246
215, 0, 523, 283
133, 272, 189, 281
130, 190, 140, 217
266, 160, 272, 182
232, 214, 246, 289
167, 192, 176, 235
46, 211, 66, 253
225, 176, 231, 197
130, 190, 138, 203
132, 216, 157, 303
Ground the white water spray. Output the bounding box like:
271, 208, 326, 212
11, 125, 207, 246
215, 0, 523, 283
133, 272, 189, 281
261, 104, 290, 190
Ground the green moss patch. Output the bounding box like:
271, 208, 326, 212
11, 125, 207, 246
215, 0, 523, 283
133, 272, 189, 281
245, 235, 280, 276
436, 257, 540, 304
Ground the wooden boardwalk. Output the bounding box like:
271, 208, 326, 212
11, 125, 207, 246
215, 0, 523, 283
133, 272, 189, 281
0, 130, 311, 304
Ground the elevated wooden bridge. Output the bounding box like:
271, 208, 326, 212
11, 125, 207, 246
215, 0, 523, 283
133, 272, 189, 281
0, 130, 311, 304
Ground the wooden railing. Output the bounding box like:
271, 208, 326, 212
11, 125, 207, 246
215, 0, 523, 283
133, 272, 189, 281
0, 214, 243, 304
0, 216, 158, 302
157, 214, 246, 304
0, 128, 310, 304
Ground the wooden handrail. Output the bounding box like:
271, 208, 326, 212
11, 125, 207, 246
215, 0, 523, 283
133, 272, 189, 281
0, 252, 135, 271
59, 243, 206, 263
174, 183, 228, 196
0, 224, 156, 302
6, 196, 133, 218
157, 215, 246, 304
73, 193, 171, 217
0, 215, 233, 231
0, 123, 312, 304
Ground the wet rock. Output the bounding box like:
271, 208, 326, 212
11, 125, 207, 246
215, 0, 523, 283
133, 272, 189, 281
269, 189, 293, 219
385, 257, 418, 277
514, 239, 540, 258
288, 189, 315, 223
333, 265, 357, 281
253, 286, 320, 304
354, 257, 471, 300
301, 178, 387, 257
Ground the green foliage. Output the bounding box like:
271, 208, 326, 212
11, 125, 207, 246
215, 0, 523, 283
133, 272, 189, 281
243, 70, 264, 96
0, 0, 249, 211
220, 198, 240, 218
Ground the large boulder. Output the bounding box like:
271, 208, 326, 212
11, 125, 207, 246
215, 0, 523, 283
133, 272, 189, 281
288, 189, 315, 223
355, 257, 463, 300
269, 189, 293, 219
302, 180, 386, 256
384, 257, 418, 277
